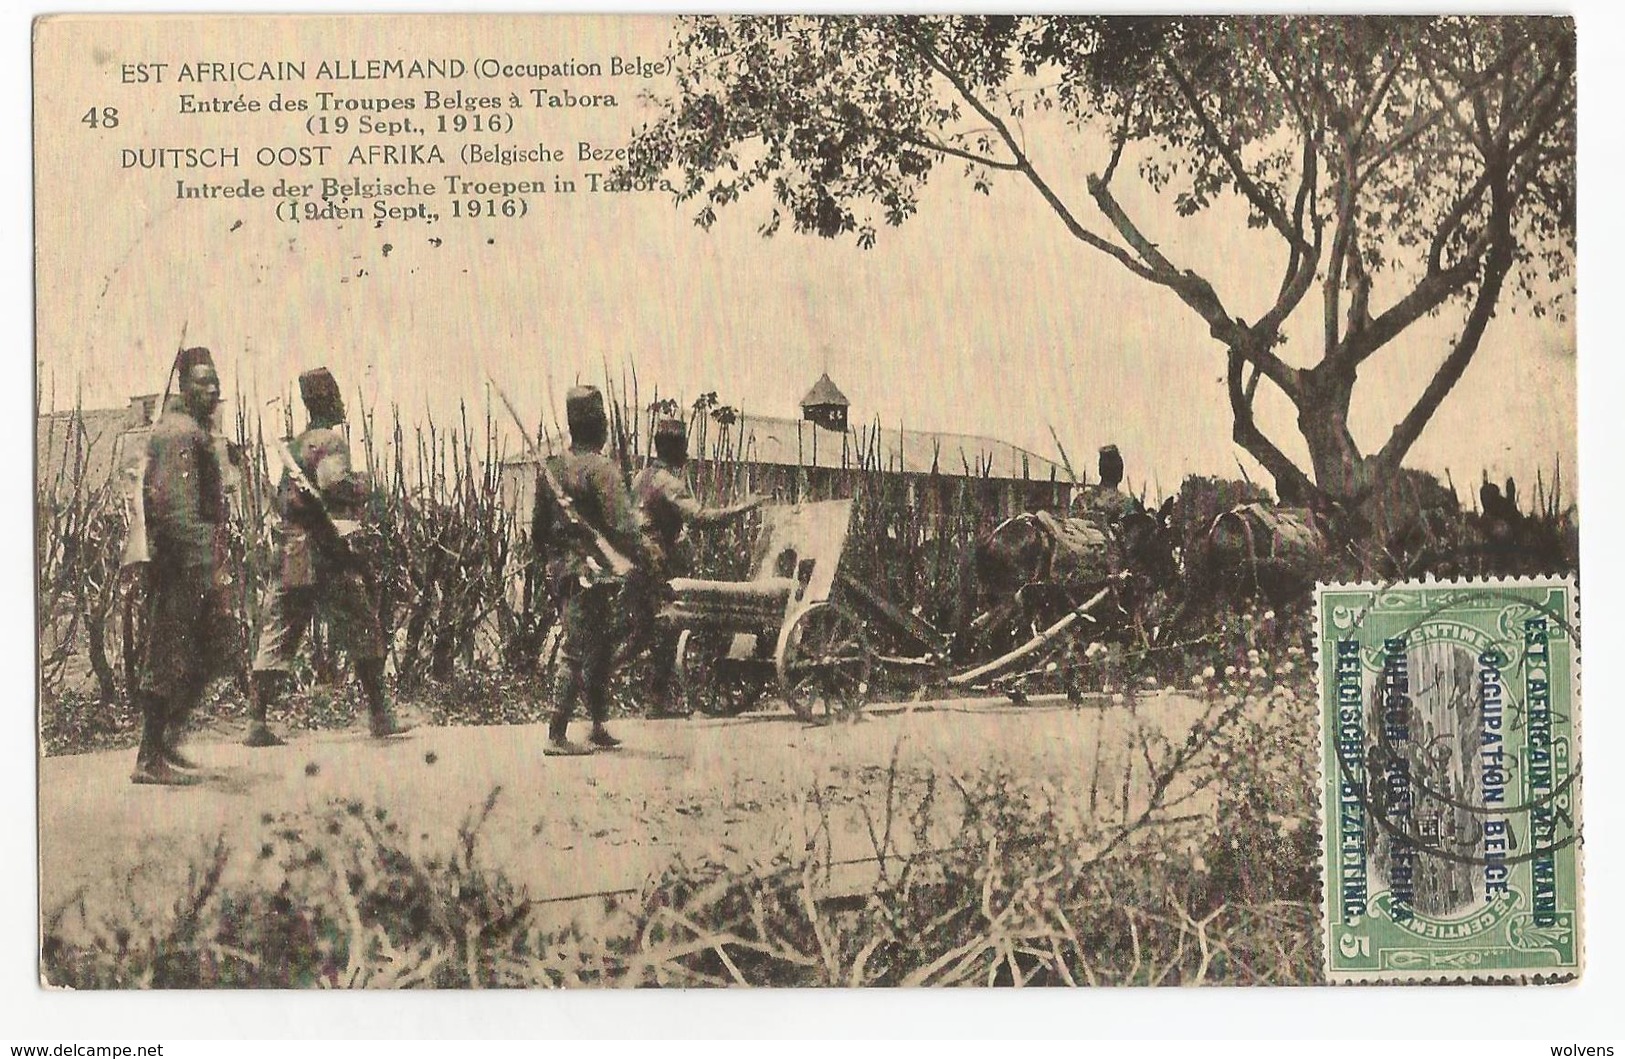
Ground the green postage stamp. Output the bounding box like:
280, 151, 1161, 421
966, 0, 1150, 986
1316, 577, 1581, 983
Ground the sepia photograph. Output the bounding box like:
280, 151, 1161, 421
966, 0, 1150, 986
29, 10, 1588, 1011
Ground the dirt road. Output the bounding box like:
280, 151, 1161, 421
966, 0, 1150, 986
39, 692, 1217, 927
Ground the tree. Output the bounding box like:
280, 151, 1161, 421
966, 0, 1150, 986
627, 15, 1575, 503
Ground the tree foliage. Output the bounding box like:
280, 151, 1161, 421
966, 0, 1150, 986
628, 15, 1575, 500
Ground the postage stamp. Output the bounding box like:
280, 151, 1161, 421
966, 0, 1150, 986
1316, 577, 1581, 983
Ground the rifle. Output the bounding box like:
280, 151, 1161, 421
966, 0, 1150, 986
489, 378, 635, 579
272, 435, 375, 587
120, 321, 187, 569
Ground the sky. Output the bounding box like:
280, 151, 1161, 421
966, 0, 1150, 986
33, 13, 1577, 505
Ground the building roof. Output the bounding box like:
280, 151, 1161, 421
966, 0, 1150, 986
503, 415, 1067, 484
799, 373, 849, 409
36, 404, 145, 498
726, 415, 1065, 480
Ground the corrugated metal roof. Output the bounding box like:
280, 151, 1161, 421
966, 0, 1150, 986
722, 415, 1065, 481
505, 415, 1067, 484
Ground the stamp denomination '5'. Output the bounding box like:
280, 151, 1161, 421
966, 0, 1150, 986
1317, 577, 1580, 983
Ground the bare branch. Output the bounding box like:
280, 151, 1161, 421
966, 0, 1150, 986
1340, 237, 1486, 369
1088, 175, 1300, 398
1161, 48, 1312, 254
1227, 349, 1314, 500
1376, 228, 1515, 469
1100, 89, 1138, 188
1351, 43, 1526, 194
899, 22, 1156, 281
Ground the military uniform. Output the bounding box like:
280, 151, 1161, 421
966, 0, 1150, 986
628, 459, 705, 712
536, 387, 645, 753
632, 461, 707, 578
251, 427, 387, 675
1075, 483, 1138, 528
247, 368, 406, 745
627, 421, 760, 714
139, 403, 232, 711
1073, 445, 1137, 529
132, 347, 230, 784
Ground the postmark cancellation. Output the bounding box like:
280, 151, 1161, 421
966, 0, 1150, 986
1315, 576, 1580, 983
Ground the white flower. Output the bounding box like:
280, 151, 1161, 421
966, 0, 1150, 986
1202, 665, 1217, 680
1247, 648, 1261, 663
1286, 645, 1304, 657
1280, 660, 1295, 674
1249, 665, 1267, 680
1142, 675, 1159, 688
1263, 610, 1276, 621
1191, 675, 1206, 689
1224, 665, 1237, 677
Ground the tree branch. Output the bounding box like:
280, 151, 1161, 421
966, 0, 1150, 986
1100, 89, 1137, 188
1350, 50, 1406, 153
1351, 43, 1526, 194
1227, 348, 1314, 500
1321, 147, 1359, 357
1375, 233, 1515, 471
898, 21, 1157, 282
1160, 48, 1312, 254
1259, 128, 1323, 338
1338, 243, 1484, 370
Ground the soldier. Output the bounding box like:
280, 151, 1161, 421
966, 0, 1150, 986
247, 368, 411, 745
536, 386, 646, 756
1074, 444, 1138, 527
629, 417, 760, 714
131, 347, 231, 785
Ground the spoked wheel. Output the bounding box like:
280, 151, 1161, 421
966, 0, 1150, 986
775, 602, 872, 722
676, 628, 767, 717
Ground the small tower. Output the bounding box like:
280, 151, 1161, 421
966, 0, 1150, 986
800, 372, 849, 433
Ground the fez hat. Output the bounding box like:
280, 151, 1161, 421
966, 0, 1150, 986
654, 416, 689, 462
565, 385, 607, 436
176, 346, 216, 375
299, 367, 346, 422
1097, 444, 1124, 483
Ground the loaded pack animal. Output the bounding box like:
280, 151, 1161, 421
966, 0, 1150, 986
956, 496, 1178, 667
1199, 467, 1471, 604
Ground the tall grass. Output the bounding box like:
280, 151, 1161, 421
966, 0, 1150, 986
37, 375, 1581, 748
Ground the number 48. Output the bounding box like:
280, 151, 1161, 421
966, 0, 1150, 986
81, 106, 119, 129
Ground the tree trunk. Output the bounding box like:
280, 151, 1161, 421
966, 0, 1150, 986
1295, 370, 1369, 501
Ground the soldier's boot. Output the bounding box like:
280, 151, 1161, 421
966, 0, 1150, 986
131, 695, 196, 787
161, 680, 207, 770
359, 658, 413, 738
544, 664, 592, 757
243, 670, 288, 748
586, 681, 621, 750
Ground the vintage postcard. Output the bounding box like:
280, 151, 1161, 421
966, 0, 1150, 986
34, 14, 1578, 989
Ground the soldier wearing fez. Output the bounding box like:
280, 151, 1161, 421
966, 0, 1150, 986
631, 417, 761, 714
1076, 444, 1137, 527
131, 347, 232, 785
534, 386, 646, 756
247, 367, 411, 745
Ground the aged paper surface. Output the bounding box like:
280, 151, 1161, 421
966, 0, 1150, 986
33, 14, 1579, 991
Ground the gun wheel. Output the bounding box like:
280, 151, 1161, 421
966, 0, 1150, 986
776, 602, 871, 722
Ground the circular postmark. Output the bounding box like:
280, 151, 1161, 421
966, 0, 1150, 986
1323, 577, 1580, 931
